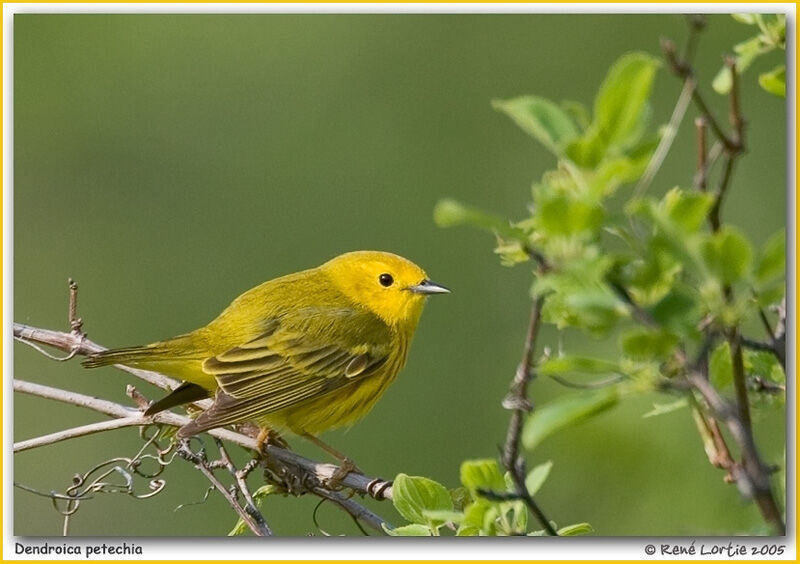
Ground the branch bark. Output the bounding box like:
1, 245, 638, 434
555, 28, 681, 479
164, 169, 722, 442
501, 296, 557, 536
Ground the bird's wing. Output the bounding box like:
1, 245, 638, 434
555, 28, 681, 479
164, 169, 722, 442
185, 316, 390, 432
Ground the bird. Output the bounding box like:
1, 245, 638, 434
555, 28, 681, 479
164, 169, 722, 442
83, 250, 449, 467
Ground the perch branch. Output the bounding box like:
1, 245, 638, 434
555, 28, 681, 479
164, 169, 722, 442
13, 377, 393, 502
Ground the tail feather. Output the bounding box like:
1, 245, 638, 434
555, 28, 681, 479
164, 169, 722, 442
82, 345, 162, 369
144, 382, 210, 416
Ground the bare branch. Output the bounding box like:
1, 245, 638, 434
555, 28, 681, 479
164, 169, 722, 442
661, 39, 741, 154
501, 296, 557, 536
13, 378, 393, 501
14, 416, 145, 453
176, 441, 271, 536
213, 439, 273, 536
14, 322, 187, 395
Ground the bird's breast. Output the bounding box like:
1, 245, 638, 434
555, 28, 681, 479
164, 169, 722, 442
265, 331, 410, 435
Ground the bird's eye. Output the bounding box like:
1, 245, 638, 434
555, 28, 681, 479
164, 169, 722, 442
379, 273, 394, 287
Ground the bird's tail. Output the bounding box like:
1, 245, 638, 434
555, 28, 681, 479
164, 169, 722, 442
82, 344, 164, 369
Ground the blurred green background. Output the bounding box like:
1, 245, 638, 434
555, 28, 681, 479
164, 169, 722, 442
14, 14, 786, 536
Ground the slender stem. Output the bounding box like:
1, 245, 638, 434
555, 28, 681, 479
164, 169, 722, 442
709, 154, 736, 232
214, 439, 273, 536
176, 442, 270, 536
661, 40, 741, 153
686, 372, 784, 534
728, 330, 752, 430
695, 117, 708, 191
633, 79, 694, 198
14, 417, 145, 452
501, 296, 557, 536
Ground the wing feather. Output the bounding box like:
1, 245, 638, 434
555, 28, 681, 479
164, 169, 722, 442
181, 316, 391, 436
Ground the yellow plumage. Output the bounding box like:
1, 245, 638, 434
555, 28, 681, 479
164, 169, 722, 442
83, 251, 448, 440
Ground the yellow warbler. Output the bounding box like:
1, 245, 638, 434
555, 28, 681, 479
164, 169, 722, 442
83, 251, 449, 450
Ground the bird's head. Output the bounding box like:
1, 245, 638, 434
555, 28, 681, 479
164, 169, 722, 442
321, 251, 449, 329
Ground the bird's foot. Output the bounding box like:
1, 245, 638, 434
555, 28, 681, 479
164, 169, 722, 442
324, 457, 363, 490
255, 427, 289, 454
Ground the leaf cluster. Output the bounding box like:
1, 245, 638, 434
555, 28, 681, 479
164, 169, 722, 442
385, 462, 590, 536
712, 14, 786, 97
434, 46, 785, 470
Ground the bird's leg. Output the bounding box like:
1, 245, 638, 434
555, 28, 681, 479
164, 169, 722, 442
301, 433, 363, 488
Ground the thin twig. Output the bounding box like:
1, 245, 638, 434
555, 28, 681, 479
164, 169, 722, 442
661, 39, 741, 153
633, 78, 694, 198
685, 371, 785, 534
695, 117, 708, 191
176, 441, 270, 536
214, 439, 273, 536
709, 154, 736, 232
12, 378, 392, 501
501, 296, 557, 536
728, 330, 752, 430
14, 417, 145, 453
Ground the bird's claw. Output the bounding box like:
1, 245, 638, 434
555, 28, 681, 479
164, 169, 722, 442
324, 457, 362, 490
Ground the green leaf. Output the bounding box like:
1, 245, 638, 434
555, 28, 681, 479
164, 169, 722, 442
433, 198, 525, 241
663, 187, 714, 233
460, 459, 506, 496
456, 525, 481, 536
525, 461, 553, 495
391, 474, 453, 526
702, 226, 753, 284
710, 342, 733, 390
535, 190, 605, 237
522, 388, 619, 450
449, 486, 471, 511
756, 229, 786, 284
620, 329, 679, 360
558, 522, 595, 536
732, 13, 757, 25
745, 350, 785, 384
561, 99, 591, 131
593, 52, 660, 149
538, 355, 620, 376
563, 288, 627, 331
494, 237, 531, 267
713, 36, 766, 94
383, 523, 432, 536
648, 286, 700, 337
422, 509, 464, 524
461, 499, 491, 529
759, 64, 786, 97
643, 398, 689, 418
492, 96, 580, 155
565, 128, 606, 168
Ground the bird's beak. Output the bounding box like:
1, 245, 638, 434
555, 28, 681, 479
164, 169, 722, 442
408, 279, 451, 295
